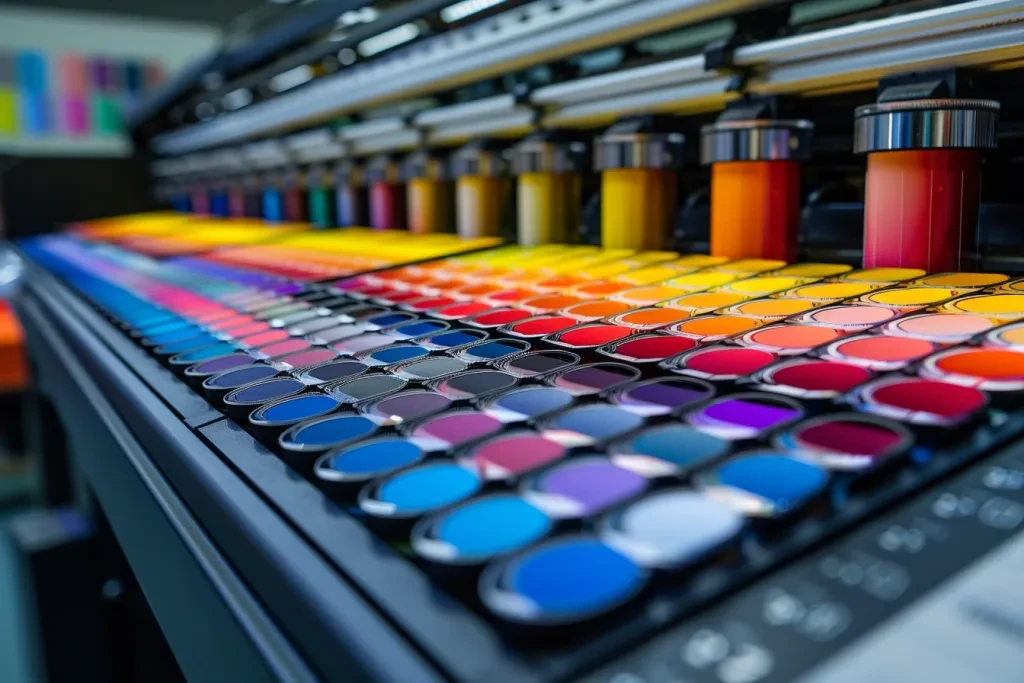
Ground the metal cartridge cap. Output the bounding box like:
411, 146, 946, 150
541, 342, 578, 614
700, 119, 813, 164
854, 98, 999, 153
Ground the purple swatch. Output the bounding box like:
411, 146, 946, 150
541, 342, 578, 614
533, 459, 647, 518
692, 401, 794, 432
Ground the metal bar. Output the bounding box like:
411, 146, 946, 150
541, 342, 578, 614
752, 20, 1024, 94
151, 0, 1024, 160
151, 0, 782, 155
415, 94, 517, 127
350, 129, 422, 155
542, 78, 734, 127
339, 117, 408, 140
734, 0, 1024, 65
427, 109, 537, 144
531, 55, 707, 106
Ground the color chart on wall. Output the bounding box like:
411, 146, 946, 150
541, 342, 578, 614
0, 49, 164, 138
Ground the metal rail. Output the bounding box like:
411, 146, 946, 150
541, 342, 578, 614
151, 0, 1024, 166
151, 0, 782, 155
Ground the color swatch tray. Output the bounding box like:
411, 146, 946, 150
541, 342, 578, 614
22, 232, 1024, 679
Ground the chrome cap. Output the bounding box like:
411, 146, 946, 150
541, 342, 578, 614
854, 98, 999, 153
700, 119, 813, 164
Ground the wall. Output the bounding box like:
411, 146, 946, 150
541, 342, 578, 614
0, 6, 221, 73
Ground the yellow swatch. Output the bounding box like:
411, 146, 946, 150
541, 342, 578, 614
844, 267, 925, 282
713, 258, 786, 274
0, 88, 18, 134
726, 276, 809, 296
616, 285, 689, 304
787, 282, 875, 300
670, 254, 730, 269
666, 272, 740, 291
776, 263, 853, 278
729, 298, 817, 318
663, 291, 748, 313
949, 294, 1024, 317
914, 272, 1008, 288
865, 287, 959, 307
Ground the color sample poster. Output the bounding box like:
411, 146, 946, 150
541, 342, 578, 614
0, 49, 164, 138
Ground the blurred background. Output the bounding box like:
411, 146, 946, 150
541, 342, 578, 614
0, 3, 245, 682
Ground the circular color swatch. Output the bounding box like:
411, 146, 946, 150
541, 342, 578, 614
328, 374, 407, 404
421, 330, 487, 349
613, 308, 690, 329
414, 496, 552, 564
363, 345, 429, 366
729, 298, 816, 319
481, 537, 645, 625
508, 316, 577, 337
499, 351, 579, 378
602, 491, 744, 569
787, 282, 874, 300
844, 267, 924, 282
776, 414, 910, 472
458, 339, 530, 361
549, 364, 639, 396
431, 370, 518, 400
563, 300, 633, 321
602, 335, 695, 362
554, 324, 632, 348
521, 294, 584, 312
688, 394, 802, 440
741, 324, 843, 355
365, 312, 418, 329
703, 452, 828, 517
257, 338, 311, 359
481, 386, 575, 423
885, 313, 993, 343
541, 405, 645, 447
186, 353, 255, 377
363, 464, 481, 518
279, 414, 377, 452
155, 333, 220, 355
617, 285, 688, 304
204, 364, 279, 391
316, 438, 423, 486
949, 294, 1024, 318
612, 425, 729, 478
916, 272, 1007, 288
671, 346, 776, 380
829, 335, 937, 369
224, 377, 305, 407
758, 358, 871, 398
334, 333, 394, 355
988, 322, 1024, 350
665, 292, 747, 313
435, 302, 491, 319
410, 412, 504, 452
394, 357, 468, 381
461, 434, 567, 481
805, 305, 897, 329
612, 378, 715, 416
860, 377, 987, 426
525, 457, 648, 519
727, 276, 805, 296
389, 320, 450, 339
251, 394, 339, 426
669, 315, 760, 341
297, 360, 367, 385
777, 263, 852, 278
274, 347, 337, 370
864, 287, 957, 308
467, 308, 532, 327
362, 391, 452, 427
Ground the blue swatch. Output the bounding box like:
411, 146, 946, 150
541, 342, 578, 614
258, 394, 338, 423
